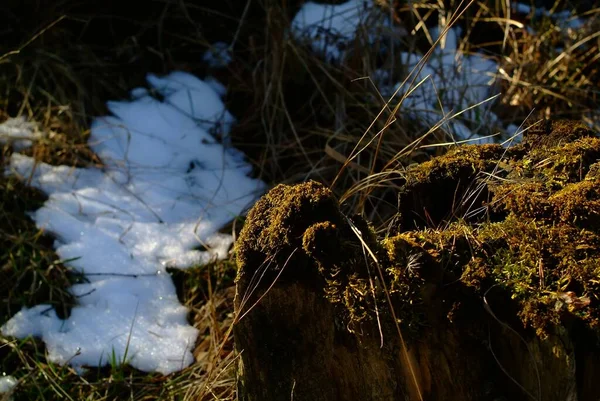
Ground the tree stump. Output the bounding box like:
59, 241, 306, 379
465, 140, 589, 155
234, 120, 600, 401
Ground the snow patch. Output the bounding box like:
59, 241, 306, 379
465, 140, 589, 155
379, 27, 501, 143
291, 0, 375, 62
0, 375, 17, 397
0, 71, 265, 375
203, 42, 233, 68
0, 117, 41, 150
290, 1, 502, 142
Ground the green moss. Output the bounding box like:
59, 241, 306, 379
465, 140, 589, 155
519, 136, 600, 188
491, 136, 600, 229
302, 221, 340, 266
236, 119, 600, 340
521, 119, 595, 148
550, 181, 600, 229
397, 144, 507, 230
235, 180, 343, 280
586, 162, 600, 180
383, 121, 600, 338
405, 144, 506, 185
476, 218, 600, 336
235, 180, 381, 330
382, 212, 600, 338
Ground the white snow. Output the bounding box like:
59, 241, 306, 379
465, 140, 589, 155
512, 2, 532, 14
0, 375, 17, 395
0, 117, 42, 150
291, 0, 375, 62
513, 2, 585, 29
290, 1, 590, 143
204, 76, 228, 98
381, 26, 501, 143
290, 1, 501, 142
0, 71, 265, 375
203, 42, 233, 68
553, 11, 584, 30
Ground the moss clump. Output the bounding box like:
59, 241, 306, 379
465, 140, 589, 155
511, 136, 600, 188
235, 180, 381, 329
491, 179, 600, 230
385, 215, 600, 337
396, 143, 511, 230
384, 120, 600, 338
587, 162, 600, 180
236, 120, 600, 339
521, 118, 595, 148
395, 121, 600, 231
489, 133, 600, 230
236, 181, 342, 278
302, 221, 341, 265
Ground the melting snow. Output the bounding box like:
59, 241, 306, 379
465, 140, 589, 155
291, 0, 377, 62
0, 375, 17, 394
290, 0, 502, 142
0, 117, 42, 151
513, 2, 585, 30
0, 71, 265, 375
385, 26, 501, 143
203, 42, 233, 69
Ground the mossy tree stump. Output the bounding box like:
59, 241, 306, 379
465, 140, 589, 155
234, 120, 600, 401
